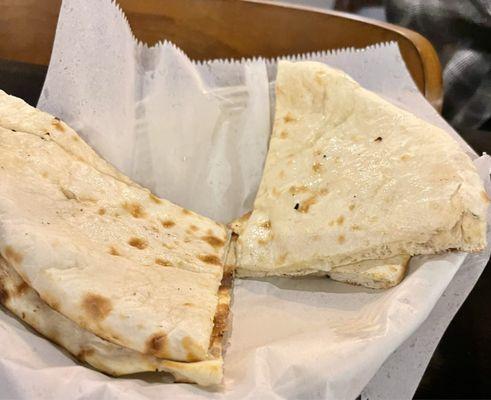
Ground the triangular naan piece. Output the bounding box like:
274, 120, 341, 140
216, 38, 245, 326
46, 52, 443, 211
0, 256, 231, 385
236, 61, 488, 277
0, 91, 231, 384
231, 213, 409, 288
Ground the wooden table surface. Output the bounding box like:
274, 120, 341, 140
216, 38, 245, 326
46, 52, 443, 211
1, 58, 490, 399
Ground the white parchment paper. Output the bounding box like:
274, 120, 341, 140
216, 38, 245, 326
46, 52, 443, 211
0, 0, 489, 399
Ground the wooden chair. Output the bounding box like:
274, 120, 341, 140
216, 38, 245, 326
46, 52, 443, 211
0, 0, 442, 110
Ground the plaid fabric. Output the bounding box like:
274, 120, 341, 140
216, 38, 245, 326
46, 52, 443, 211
385, 0, 491, 129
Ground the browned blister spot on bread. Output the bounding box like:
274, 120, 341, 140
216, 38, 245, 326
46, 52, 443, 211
337, 234, 346, 244
155, 258, 172, 266
128, 237, 148, 249
283, 112, 296, 123
145, 332, 168, 357
202, 235, 225, 249
76, 347, 95, 361
349, 204, 355, 211
260, 220, 271, 229
108, 246, 120, 256
52, 117, 65, 132
15, 281, 29, 296
481, 190, 490, 203
182, 209, 192, 215
189, 224, 199, 232
161, 219, 175, 228
4, 246, 23, 265
98, 207, 106, 215
122, 202, 146, 218
336, 215, 345, 225
298, 196, 317, 213
312, 162, 323, 173
198, 254, 221, 265
280, 131, 288, 139
0, 283, 9, 305
82, 293, 113, 321
149, 193, 162, 204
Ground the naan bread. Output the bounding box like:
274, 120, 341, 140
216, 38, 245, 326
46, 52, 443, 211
0, 92, 230, 372
231, 213, 409, 288
236, 61, 488, 277
0, 256, 232, 385
327, 255, 410, 289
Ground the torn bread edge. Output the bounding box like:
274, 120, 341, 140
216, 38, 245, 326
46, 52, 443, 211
231, 213, 410, 289
0, 251, 234, 386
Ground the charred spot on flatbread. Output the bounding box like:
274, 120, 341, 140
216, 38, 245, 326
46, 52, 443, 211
15, 281, 29, 296
3, 246, 23, 265
298, 196, 317, 213
82, 293, 113, 321
0, 283, 9, 304
161, 219, 175, 228
76, 347, 95, 361
128, 237, 148, 249
198, 254, 221, 265
108, 246, 120, 256
145, 332, 168, 356
155, 258, 172, 266
122, 202, 146, 218
312, 162, 323, 173
52, 117, 65, 132
283, 112, 296, 123
202, 235, 225, 249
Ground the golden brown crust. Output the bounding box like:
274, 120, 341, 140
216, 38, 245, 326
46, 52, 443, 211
3, 246, 23, 265
208, 237, 235, 359
81, 293, 113, 321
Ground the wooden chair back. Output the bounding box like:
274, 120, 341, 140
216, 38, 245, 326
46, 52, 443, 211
0, 0, 442, 109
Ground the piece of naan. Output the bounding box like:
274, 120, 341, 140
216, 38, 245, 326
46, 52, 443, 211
236, 61, 488, 277
0, 91, 231, 384
327, 255, 410, 289
0, 256, 232, 385
231, 213, 409, 288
